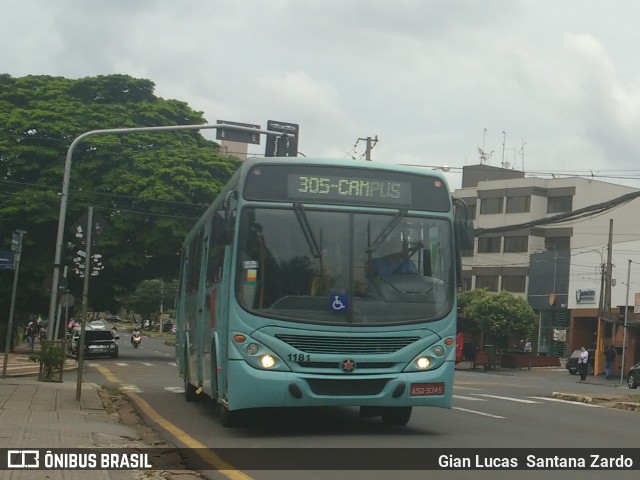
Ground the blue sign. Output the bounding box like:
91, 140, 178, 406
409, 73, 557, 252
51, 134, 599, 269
0, 251, 15, 270
329, 292, 349, 313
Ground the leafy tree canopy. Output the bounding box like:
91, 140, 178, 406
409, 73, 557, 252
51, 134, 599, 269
458, 289, 537, 339
121, 278, 178, 322
0, 74, 240, 319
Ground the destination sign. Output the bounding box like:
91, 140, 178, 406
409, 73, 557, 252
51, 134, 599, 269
243, 164, 450, 211
288, 175, 411, 205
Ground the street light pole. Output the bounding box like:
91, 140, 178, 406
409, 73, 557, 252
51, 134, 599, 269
47, 123, 291, 339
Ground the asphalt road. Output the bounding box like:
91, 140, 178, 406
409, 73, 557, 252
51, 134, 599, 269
81, 332, 639, 480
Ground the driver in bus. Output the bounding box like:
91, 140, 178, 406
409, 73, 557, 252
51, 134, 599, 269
370, 234, 418, 277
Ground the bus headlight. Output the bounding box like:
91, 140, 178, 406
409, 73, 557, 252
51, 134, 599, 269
246, 343, 259, 355
432, 345, 445, 357
260, 355, 276, 369
416, 357, 430, 369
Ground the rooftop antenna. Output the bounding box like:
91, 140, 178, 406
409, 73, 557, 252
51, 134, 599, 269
478, 128, 494, 164
519, 139, 526, 171
501, 131, 506, 166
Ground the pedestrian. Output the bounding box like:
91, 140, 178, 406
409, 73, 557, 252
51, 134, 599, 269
577, 346, 589, 382
523, 339, 532, 353
604, 344, 617, 380
25, 322, 37, 351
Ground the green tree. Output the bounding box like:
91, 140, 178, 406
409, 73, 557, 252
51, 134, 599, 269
121, 279, 179, 322
459, 289, 536, 345
0, 74, 240, 319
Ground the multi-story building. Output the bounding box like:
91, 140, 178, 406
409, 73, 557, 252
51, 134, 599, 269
454, 164, 640, 375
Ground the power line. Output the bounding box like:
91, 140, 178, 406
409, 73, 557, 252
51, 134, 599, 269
475, 189, 640, 236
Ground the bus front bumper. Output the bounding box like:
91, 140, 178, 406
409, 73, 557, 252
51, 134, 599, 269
226, 359, 453, 411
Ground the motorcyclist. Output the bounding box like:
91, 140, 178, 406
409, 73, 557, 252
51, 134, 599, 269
131, 325, 142, 346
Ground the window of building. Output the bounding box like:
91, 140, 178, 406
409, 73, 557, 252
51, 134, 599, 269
480, 197, 503, 215
547, 196, 572, 213
506, 195, 531, 213
461, 247, 474, 257
475, 275, 498, 291
504, 236, 528, 253
545, 237, 570, 251
477, 237, 501, 253
502, 276, 526, 292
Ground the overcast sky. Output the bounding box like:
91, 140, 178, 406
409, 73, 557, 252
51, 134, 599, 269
4, 0, 640, 190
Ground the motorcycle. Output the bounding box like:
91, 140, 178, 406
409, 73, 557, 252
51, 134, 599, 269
131, 331, 142, 348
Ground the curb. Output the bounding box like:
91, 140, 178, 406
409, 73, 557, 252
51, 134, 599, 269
552, 392, 640, 411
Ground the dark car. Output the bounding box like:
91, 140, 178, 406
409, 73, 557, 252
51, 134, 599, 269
566, 349, 595, 375
628, 362, 640, 389
67, 326, 119, 359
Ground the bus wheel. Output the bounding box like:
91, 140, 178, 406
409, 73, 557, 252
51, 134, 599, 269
219, 404, 240, 428
381, 407, 412, 426
184, 366, 199, 402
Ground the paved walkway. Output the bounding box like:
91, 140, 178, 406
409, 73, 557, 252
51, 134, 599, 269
0, 347, 187, 479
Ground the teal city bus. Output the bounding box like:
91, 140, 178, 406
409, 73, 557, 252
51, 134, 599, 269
175, 156, 473, 427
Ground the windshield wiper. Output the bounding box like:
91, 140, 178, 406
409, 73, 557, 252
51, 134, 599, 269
366, 209, 408, 255
293, 203, 322, 260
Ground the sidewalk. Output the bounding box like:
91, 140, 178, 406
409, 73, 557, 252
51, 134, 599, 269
0, 348, 199, 479
2, 345, 78, 378
0, 376, 147, 479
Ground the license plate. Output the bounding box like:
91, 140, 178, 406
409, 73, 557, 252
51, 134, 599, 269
410, 382, 445, 396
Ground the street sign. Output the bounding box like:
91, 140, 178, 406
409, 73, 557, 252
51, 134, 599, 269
216, 120, 261, 145
11, 233, 22, 252
265, 120, 299, 157
59, 293, 75, 308
0, 251, 14, 271
70, 211, 111, 240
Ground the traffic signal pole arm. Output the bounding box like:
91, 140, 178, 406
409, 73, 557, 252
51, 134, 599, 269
47, 123, 292, 339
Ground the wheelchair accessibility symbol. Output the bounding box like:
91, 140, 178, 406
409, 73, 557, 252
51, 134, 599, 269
329, 293, 349, 313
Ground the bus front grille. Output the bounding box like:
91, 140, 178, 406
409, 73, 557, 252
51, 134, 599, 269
306, 378, 389, 396
298, 361, 395, 369
275, 334, 420, 354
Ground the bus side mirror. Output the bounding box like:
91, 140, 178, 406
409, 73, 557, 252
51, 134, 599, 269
454, 219, 475, 250
212, 190, 238, 245
453, 198, 475, 250
212, 211, 232, 245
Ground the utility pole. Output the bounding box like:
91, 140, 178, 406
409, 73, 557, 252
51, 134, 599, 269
2, 230, 26, 379
76, 207, 94, 401
620, 259, 631, 384
160, 280, 164, 333
358, 135, 378, 161
605, 219, 613, 312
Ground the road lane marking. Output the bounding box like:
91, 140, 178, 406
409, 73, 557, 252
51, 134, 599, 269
529, 396, 602, 407
164, 387, 185, 393
115, 362, 129, 367
471, 393, 540, 404
142, 362, 153, 367
453, 395, 487, 401
94, 364, 252, 480
452, 407, 505, 419
121, 386, 143, 393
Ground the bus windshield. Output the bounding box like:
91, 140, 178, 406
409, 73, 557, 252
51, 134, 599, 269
235, 206, 454, 325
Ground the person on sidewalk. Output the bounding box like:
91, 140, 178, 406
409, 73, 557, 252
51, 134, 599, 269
604, 344, 617, 380
577, 346, 589, 382
25, 322, 37, 351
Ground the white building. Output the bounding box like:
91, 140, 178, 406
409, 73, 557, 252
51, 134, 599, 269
453, 164, 640, 372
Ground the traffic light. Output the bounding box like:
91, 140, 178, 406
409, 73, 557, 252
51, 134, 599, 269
265, 120, 299, 157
